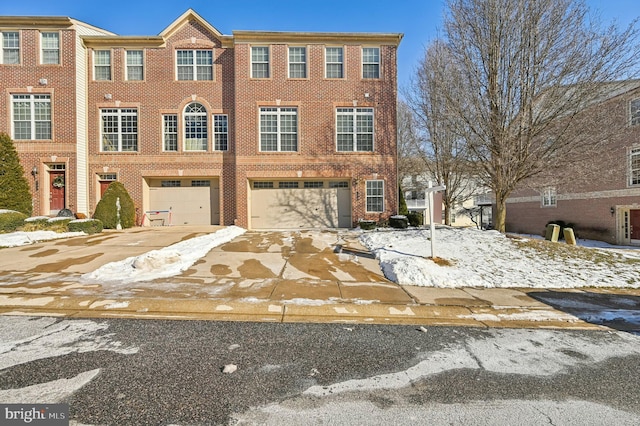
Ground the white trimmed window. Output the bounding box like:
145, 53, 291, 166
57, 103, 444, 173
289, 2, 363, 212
366, 180, 384, 212
184, 103, 208, 151
630, 147, 640, 186
126, 50, 143, 81
41, 32, 59, 64
362, 47, 380, 79
213, 114, 228, 151
11, 94, 51, 140
176, 50, 213, 81
336, 108, 374, 151
259, 107, 298, 152
163, 114, 178, 152
100, 108, 138, 152
631, 99, 640, 126
251, 46, 270, 78
541, 187, 557, 207
94, 50, 111, 81
288, 46, 306, 78
1, 31, 19, 64
325, 47, 343, 78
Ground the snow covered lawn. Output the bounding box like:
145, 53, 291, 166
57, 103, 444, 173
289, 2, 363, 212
359, 227, 640, 289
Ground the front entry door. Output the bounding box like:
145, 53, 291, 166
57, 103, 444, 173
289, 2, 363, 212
49, 171, 65, 214
631, 210, 640, 242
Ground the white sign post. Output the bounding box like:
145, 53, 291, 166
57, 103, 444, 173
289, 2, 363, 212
425, 180, 446, 259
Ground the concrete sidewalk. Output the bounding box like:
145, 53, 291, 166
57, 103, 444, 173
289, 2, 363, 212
0, 226, 638, 332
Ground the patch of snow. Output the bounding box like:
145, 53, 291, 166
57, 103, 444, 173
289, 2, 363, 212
0, 369, 101, 403
0, 231, 85, 247
81, 226, 246, 283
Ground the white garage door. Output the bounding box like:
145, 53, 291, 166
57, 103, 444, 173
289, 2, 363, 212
250, 181, 351, 229
148, 179, 219, 225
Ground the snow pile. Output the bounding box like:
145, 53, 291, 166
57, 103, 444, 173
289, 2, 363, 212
0, 230, 85, 248
82, 226, 246, 283
360, 227, 640, 289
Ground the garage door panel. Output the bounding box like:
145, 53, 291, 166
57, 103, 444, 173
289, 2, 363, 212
149, 184, 219, 226
251, 187, 350, 229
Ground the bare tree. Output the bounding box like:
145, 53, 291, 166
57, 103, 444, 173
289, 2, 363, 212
396, 99, 423, 186
439, 0, 639, 232
405, 40, 477, 226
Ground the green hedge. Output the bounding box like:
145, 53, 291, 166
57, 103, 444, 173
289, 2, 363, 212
93, 182, 135, 229
407, 211, 423, 227
0, 210, 27, 233
68, 219, 103, 235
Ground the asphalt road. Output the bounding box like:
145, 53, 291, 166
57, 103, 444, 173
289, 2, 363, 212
1, 317, 639, 425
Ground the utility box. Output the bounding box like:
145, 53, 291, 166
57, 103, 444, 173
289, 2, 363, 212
564, 228, 576, 245
545, 224, 560, 242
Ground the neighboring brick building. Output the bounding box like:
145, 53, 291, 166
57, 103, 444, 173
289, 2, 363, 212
505, 81, 640, 245
1, 10, 402, 229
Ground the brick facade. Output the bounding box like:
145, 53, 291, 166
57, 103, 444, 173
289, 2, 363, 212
1, 10, 402, 228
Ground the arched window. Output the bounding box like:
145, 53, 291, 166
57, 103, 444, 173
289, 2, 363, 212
184, 102, 207, 151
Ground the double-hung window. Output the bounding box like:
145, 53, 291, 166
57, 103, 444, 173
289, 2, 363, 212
11, 94, 51, 140
41, 32, 59, 64
184, 103, 208, 151
288, 46, 306, 78
259, 107, 298, 152
336, 108, 374, 151
631, 99, 640, 126
325, 47, 343, 78
366, 180, 384, 212
213, 114, 228, 151
630, 147, 640, 186
251, 46, 269, 78
541, 187, 557, 207
94, 50, 111, 81
362, 47, 380, 79
1, 31, 19, 64
100, 108, 138, 152
126, 50, 144, 81
163, 114, 178, 152
176, 50, 213, 81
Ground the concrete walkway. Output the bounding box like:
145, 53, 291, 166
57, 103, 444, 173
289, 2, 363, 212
0, 226, 638, 332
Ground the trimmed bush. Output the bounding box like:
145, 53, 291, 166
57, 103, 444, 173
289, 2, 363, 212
407, 211, 423, 227
0, 133, 32, 216
398, 186, 408, 216
358, 220, 377, 230
0, 210, 27, 233
69, 219, 103, 235
389, 215, 409, 229
21, 216, 50, 232
93, 182, 135, 229
47, 216, 73, 233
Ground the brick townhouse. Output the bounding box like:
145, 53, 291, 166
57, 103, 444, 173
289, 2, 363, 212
506, 81, 640, 245
0, 9, 403, 229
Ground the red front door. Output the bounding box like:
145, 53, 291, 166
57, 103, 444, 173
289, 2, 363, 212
99, 180, 112, 197
631, 210, 640, 240
49, 171, 65, 213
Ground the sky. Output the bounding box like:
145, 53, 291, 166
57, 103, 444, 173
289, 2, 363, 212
1, 0, 639, 90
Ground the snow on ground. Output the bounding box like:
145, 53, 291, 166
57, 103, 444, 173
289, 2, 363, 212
359, 227, 640, 289
82, 225, 246, 283
0, 230, 85, 247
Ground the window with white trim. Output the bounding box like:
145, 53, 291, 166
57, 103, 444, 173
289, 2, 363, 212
325, 47, 343, 78
541, 187, 557, 207
362, 47, 380, 79
630, 147, 640, 186
366, 180, 384, 212
184, 103, 207, 151
126, 50, 143, 81
11, 94, 51, 140
259, 107, 298, 152
163, 114, 178, 152
100, 108, 138, 152
41, 32, 59, 64
251, 46, 269, 78
1, 31, 19, 64
94, 50, 111, 81
336, 108, 374, 151
631, 99, 640, 126
213, 114, 228, 151
288, 46, 306, 78
176, 50, 213, 81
